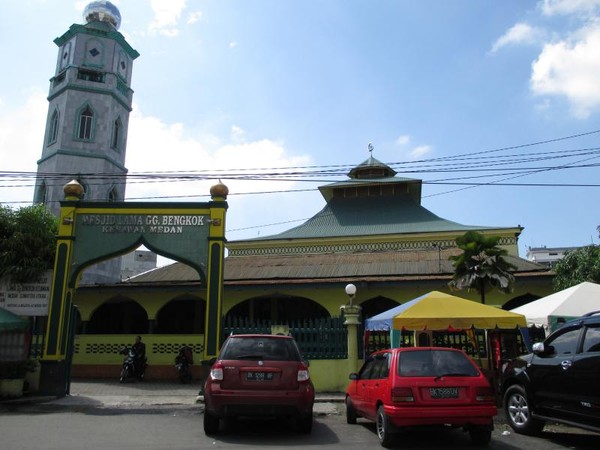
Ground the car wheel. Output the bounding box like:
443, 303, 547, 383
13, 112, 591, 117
203, 410, 220, 435
503, 384, 544, 435
376, 405, 394, 448
469, 425, 491, 446
295, 412, 313, 434
346, 396, 357, 425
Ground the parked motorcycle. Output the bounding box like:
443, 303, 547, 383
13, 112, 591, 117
119, 346, 147, 383
175, 345, 193, 383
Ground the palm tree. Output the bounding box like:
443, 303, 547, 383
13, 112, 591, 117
448, 231, 517, 304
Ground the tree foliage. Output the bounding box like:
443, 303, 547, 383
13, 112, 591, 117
0, 204, 58, 284
553, 245, 600, 291
448, 231, 517, 304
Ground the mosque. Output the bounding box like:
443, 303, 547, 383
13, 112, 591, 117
32, 2, 553, 390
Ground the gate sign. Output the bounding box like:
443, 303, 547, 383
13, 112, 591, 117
0, 271, 52, 316
70, 205, 214, 283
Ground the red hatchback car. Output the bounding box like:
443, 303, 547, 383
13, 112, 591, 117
346, 347, 497, 447
203, 334, 315, 434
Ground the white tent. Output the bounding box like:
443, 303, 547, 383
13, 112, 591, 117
510, 282, 600, 332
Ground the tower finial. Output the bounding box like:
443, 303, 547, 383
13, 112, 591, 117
368, 143, 374, 155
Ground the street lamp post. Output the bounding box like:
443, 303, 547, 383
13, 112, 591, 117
341, 283, 362, 375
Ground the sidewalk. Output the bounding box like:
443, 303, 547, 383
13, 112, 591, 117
1, 378, 344, 415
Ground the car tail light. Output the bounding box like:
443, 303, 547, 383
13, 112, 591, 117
476, 386, 494, 402
210, 363, 224, 381
391, 387, 414, 403
297, 363, 310, 382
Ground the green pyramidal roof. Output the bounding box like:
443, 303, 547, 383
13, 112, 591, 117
261, 195, 489, 240
239, 156, 507, 242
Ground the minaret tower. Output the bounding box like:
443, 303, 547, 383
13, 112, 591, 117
34, 1, 139, 283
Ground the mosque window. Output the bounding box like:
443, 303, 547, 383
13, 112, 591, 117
48, 109, 59, 145
78, 106, 94, 140
77, 69, 104, 83
111, 118, 122, 150
108, 187, 119, 202
34, 181, 48, 205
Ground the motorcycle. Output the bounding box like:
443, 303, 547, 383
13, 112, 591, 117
119, 346, 147, 383
175, 346, 193, 383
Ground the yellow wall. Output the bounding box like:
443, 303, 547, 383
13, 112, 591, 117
73, 334, 204, 365
73, 334, 353, 392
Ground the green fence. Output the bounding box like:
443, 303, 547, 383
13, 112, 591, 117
223, 316, 349, 359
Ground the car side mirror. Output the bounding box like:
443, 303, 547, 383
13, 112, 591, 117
532, 342, 544, 353
349, 373, 359, 380
532, 342, 554, 355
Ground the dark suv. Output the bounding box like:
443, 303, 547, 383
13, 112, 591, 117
501, 311, 600, 435
203, 334, 315, 435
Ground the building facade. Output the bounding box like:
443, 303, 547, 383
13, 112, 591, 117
69, 157, 554, 390
526, 246, 579, 268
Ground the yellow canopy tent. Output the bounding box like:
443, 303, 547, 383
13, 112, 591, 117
389, 291, 526, 330
364, 292, 527, 378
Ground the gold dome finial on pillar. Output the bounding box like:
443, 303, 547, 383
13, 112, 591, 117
210, 180, 229, 200
63, 179, 84, 200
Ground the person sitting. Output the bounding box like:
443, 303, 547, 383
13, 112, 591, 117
132, 335, 147, 380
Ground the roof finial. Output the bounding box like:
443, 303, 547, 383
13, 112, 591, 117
368, 143, 374, 155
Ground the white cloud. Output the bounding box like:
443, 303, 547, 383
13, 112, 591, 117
229, 41, 238, 49
531, 22, 600, 117
122, 105, 315, 241
395, 135, 410, 146
491, 23, 544, 53
187, 11, 202, 25
410, 145, 432, 159
540, 0, 600, 16
148, 0, 186, 37
0, 90, 47, 206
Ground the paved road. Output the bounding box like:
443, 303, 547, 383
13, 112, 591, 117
1, 379, 598, 449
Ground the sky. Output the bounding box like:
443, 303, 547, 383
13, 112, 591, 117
1, 0, 600, 263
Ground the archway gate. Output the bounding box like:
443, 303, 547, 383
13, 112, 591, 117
40, 182, 228, 395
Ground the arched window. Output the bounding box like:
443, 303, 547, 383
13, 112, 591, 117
226, 295, 330, 322
34, 181, 48, 205
78, 106, 94, 140
48, 109, 59, 144
111, 117, 122, 150
155, 297, 206, 334
87, 298, 148, 334
108, 186, 118, 202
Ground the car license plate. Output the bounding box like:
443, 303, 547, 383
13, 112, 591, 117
246, 371, 274, 381
429, 387, 459, 399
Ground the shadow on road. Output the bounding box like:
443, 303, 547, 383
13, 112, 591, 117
209, 416, 340, 446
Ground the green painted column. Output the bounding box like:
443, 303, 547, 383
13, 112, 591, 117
203, 182, 228, 360
39, 180, 82, 396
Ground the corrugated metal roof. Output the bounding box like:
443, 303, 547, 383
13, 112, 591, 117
124, 251, 547, 285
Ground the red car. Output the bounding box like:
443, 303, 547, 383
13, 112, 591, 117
345, 347, 497, 447
203, 334, 315, 434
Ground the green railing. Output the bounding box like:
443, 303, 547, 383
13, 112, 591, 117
223, 316, 348, 359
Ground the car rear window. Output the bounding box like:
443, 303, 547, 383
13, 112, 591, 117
220, 336, 302, 361
398, 349, 479, 377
